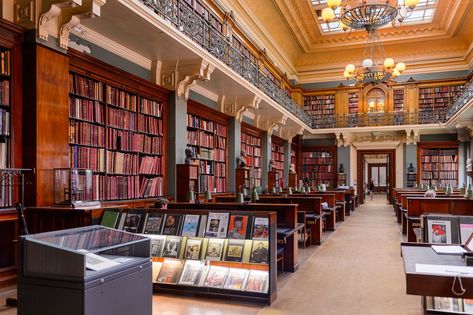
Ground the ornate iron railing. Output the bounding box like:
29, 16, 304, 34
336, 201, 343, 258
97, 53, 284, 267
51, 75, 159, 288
446, 79, 473, 120
140, 0, 313, 126
312, 111, 445, 129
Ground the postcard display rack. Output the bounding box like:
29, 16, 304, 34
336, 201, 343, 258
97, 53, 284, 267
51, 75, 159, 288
109, 208, 277, 304
18, 226, 152, 315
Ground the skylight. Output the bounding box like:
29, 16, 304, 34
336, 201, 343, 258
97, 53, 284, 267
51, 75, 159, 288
313, 0, 437, 33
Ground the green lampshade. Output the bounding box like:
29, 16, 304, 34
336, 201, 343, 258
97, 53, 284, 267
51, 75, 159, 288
235, 192, 244, 203
243, 187, 249, 197
300, 186, 306, 193
287, 187, 293, 195
270, 187, 276, 194
185, 191, 195, 202
204, 190, 212, 201
307, 187, 311, 193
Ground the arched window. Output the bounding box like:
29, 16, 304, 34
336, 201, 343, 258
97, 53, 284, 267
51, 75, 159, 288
366, 88, 386, 113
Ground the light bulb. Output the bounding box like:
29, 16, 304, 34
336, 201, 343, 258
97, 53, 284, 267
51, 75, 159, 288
340, 21, 349, 32
344, 70, 353, 79
384, 58, 394, 69
396, 62, 406, 72
321, 7, 335, 23
345, 64, 356, 74
405, 0, 420, 9
392, 68, 401, 77
362, 59, 373, 69
327, 0, 342, 9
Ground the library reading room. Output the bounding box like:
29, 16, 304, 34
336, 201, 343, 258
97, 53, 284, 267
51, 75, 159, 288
2, 0, 473, 314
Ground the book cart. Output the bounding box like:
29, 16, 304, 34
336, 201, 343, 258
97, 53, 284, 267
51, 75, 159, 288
102, 207, 277, 304
18, 225, 152, 315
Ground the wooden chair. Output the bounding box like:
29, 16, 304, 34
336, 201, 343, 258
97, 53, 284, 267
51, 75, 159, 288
297, 211, 312, 248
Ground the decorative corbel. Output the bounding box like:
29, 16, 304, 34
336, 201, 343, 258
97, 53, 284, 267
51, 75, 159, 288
338, 132, 353, 147
14, 0, 36, 29
175, 59, 215, 100
38, 0, 82, 41
456, 122, 473, 138
58, 0, 106, 49
256, 113, 287, 135
279, 125, 304, 142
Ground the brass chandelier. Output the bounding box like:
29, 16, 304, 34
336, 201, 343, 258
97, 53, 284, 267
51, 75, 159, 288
320, 0, 420, 84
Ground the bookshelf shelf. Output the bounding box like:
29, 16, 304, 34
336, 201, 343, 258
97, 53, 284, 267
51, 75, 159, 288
68, 72, 166, 201
301, 146, 337, 188
270, 135, 285, 190
186, 101, 228, 193
303, 94, 335, 122
240, 123, 263, 190
417, 142, 459, 188
418, 85, 463, 120
348, 92, 359, 114
393, 89, 405, 112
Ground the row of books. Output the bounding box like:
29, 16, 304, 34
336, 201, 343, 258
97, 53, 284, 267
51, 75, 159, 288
69, 121, 105, 147
71, 146, 105, 172
187, 114, 214, 132
421, 156, 458, 163
302, 164, 334, 172
214, 162, 225, 177
271, 150, 284, 162
215, 136, 226, 149
89, 175, 141, 200
305, 110, 335, 115
245, 156, 261, 168
70, 97, 104, 124
421, 148, 458, 155
305, 179, 333, 186
0, 80, 9, 105
148, 236, 268, 265
141, 99, 162, 117
419, 86, 463, 93
0, 179, 13, 208
421, 163, 458, 171
241, 133, 262, 147
138, 114, 163, 135
302, 151, 333, 158
419, 93, 460, 99
106, 151, 139, 175
106, 128, 140, 152
241, 144, 262, 158
0, 50, 10, 76
139, 156, 162, 175
0, 109, 10, 136
426, 297, 473, 314
140, 176, 163, 197
301, 172, 335, 180
200, 160, 213, 175
106, 86, 137, 111
141, 135, 163, 155
421, 171, 457, 180
214, 148, 225, 162
301, 158, 334, 166
153, 260, 268, 293
199, 175, 226, 193
199, 147, 212, 160
108, 107, 136, 131
69, 73, 104, 101
103, 210, 269, 241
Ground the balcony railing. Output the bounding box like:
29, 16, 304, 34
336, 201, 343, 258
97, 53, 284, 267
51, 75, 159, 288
446, 79, 473, 120
140, 0, 313, 127
139, 0, 473, 130
313, 111, 446, 129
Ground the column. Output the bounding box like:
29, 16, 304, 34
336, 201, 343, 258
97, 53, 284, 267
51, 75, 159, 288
228, 118, 241, 193
403, 143, 417, 188
166, 92, 188, 197
262, 133, 272, 188
337, 146, 351, 186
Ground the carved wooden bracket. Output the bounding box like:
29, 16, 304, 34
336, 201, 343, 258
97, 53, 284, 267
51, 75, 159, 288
58, 0, 106, 49
160, 59, 215, 100
38, 0, 81, 40
221, 95, 261, 122
337, 132, 353, 147
255, 113, 287, 135
405, 129, 420, 145
278, 125, 304, 142
456, 122, 473, 138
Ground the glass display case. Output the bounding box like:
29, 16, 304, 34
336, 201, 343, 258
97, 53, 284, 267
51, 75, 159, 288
54, 168, 93, 205
19, 226, 152, 315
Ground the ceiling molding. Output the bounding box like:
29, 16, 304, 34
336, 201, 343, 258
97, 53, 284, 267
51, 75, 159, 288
76, 24, 152, 70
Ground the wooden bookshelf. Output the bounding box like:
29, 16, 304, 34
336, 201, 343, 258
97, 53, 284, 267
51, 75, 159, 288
270, 135, 285, 189
348, 92, 359, 114
241, 122, 263, 189
0, 18, 23, 289
187, 101, 228, 193
417, 142, 459, 188
301, 146, 337, 188
303, 94, 335, 120
176, 164, 199, 202
393, 89, 405, 112
68, 72, 165, 201
406, 172, 417, 188
418, 85, 463, 120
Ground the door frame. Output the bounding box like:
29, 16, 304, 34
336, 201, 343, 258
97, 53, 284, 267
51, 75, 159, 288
357, 149, 396, 204
368, 163, 388, 192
